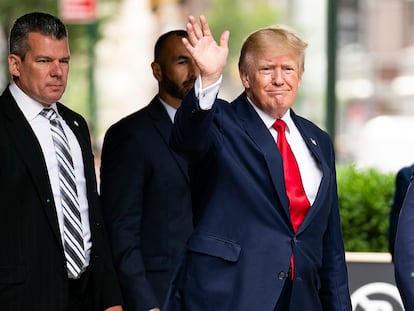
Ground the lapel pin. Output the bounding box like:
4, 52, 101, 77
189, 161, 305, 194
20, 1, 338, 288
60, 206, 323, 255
74, 120, 79, 127
311, 138, 317, 146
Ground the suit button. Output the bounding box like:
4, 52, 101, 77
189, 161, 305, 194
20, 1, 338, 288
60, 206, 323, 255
278, 271, 286, 280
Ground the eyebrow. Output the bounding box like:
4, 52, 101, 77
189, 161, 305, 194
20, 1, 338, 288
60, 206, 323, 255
176, 55, 191, 61
34, 54, 70, 60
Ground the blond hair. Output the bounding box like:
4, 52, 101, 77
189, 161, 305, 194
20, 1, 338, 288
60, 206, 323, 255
238, 25, 308, 76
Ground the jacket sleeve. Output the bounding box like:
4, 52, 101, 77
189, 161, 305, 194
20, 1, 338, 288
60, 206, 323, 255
319, 140, 352, 311
170, 87, 224, 160
100, 123, 159, 311
394, 181, 414, 310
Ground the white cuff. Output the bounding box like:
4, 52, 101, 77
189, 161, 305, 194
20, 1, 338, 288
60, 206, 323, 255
195, 75, 222, 110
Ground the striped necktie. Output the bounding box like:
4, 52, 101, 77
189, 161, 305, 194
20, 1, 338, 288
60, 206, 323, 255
40, 108, 86, 279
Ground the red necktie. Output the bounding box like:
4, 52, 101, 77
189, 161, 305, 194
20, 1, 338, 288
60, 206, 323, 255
273, 119, 310, 232
273, 119, 311, 279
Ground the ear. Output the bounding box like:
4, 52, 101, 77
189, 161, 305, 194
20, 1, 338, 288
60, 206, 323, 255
240, 70, 250, 89
151, 62, 162, 82
8, 54, 21, 77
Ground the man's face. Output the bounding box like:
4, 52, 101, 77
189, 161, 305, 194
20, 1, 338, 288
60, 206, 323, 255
8, 32, 70, 106
154, 35, 199, 104
240, 50, 301, 119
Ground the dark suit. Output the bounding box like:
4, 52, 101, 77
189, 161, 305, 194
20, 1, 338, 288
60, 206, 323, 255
0, 87, 122, 311
389, 164, 414, 258
164, 90, 351, 310
100, 97, 193, 311
394, 171, 414, 310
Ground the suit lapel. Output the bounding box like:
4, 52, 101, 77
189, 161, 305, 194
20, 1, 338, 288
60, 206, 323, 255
57, 103, 97, 209
235, 96, 332, 232
149, 98, 189, 182
235, 94, 290, 218
1, 89, 62, 246
291, 111, 331, 234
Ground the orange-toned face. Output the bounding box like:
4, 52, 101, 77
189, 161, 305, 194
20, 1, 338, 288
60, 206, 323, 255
240, 51, 301, 119
8, 32, 70, 107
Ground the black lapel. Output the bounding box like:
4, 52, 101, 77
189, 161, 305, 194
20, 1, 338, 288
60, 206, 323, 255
56, 103, 98, 207
148, 97, 189, 181
1, 88, 62, 246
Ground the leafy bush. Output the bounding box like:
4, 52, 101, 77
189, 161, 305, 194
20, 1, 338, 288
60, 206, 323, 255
337, 164, 395, 252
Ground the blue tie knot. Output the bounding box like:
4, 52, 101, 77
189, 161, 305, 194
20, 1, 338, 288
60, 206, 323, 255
40, 108, 58, 121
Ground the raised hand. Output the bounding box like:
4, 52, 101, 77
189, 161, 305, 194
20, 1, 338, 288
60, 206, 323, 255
182, 15, 230, 88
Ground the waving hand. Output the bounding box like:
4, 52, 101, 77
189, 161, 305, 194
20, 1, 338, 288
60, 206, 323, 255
182, 15, 230, 88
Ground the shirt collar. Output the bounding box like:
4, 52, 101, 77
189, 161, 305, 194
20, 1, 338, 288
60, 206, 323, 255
9, 82, 58, 121
246, 96, 293, 132
158, 96, 177, 123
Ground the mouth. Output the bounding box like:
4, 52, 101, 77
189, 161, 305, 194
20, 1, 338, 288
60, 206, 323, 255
268, 90, 287, 95
183, 80, 196, 90
48, 84, 64, 89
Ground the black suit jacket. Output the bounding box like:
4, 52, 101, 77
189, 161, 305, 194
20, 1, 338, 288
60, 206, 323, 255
100, 97, 193, 311
0, 87, 122, 310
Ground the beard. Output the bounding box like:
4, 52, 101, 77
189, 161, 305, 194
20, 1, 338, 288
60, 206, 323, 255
162, 74, 195, 100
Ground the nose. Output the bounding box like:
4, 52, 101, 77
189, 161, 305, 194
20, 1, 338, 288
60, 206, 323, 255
272, 68, 284, 85
50, 61, 63, 77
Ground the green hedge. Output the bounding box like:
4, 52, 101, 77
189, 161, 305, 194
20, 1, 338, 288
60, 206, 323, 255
337, 164, 395, 252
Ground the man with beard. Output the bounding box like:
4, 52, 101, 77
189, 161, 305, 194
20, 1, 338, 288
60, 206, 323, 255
100, 30, 197, 311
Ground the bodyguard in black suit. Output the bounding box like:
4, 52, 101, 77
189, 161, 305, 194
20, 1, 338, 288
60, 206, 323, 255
0, 12, 122, 311
100, 30, 196, 311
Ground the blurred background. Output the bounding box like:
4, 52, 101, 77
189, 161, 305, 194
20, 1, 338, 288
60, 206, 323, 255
2, 1, 413, 307
1, 0, 414, 173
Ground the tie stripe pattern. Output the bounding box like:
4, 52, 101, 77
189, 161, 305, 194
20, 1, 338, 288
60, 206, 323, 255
40, 108, 85, 279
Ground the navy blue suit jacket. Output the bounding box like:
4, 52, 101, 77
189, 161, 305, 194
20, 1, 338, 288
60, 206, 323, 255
394, 168, 414, 310
100, 97, 193, 311
164, 90, 351, 311
389, 164, 414, 258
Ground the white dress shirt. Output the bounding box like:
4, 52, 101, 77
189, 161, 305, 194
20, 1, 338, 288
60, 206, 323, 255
9, 83, 91, 268
159, 97, 177, 122
195, 76, 322, 205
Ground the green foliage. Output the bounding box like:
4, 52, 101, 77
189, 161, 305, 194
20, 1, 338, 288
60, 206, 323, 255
0, 0, 121, 128
205, 0, 281, 72
0, 0, 57, 31
0, 1, 90, 90
0, 3, 97, 56
337, 164, 395, 252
